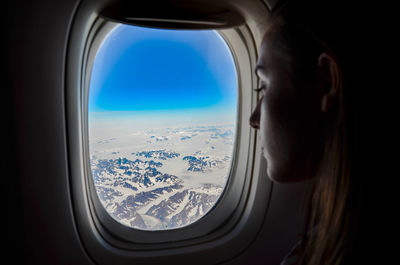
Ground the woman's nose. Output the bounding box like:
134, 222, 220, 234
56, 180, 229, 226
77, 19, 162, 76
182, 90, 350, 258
250, 100, 261, 130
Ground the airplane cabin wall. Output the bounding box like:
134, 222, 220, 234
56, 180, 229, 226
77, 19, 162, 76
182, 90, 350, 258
5, 0, 309, 264
7, 0, 93, 264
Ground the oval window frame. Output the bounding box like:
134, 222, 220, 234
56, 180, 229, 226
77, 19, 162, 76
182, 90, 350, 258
66, 0, 272, 260
82, 19, 251, 245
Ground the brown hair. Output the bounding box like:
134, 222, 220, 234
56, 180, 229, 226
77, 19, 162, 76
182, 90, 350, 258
266, 1, 361, 264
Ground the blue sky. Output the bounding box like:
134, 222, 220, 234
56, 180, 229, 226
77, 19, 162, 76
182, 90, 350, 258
89, 24, 237, 123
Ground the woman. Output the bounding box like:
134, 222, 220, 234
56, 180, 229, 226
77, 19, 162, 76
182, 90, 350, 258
250, 0, 362, 264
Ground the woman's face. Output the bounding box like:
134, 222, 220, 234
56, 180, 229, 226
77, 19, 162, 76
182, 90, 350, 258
250, 32, 325, 183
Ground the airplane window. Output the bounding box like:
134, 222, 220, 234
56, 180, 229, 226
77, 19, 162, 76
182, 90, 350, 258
88, 24, 238, 231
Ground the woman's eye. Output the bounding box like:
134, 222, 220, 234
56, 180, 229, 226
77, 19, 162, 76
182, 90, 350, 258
253, 80, 267, 93
253, 86, 266, 92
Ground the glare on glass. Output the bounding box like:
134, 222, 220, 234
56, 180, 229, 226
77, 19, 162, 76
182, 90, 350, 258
88, 24, 238, 230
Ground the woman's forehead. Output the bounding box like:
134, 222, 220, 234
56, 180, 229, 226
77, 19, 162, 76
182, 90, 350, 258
260, 29, 295, 64
258, 36, 276, 65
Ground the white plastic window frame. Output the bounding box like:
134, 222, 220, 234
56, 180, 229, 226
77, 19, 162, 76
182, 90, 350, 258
66, 0, 271, 263
84, 20, 248, 242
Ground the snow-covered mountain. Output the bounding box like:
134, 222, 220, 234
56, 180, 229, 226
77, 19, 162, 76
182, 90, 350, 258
89, 124, 234, 230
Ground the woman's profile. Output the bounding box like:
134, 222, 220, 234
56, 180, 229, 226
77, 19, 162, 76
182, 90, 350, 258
250, 0, 362, 264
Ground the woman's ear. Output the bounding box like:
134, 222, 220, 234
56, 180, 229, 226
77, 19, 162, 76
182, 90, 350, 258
317, 52, 342, 113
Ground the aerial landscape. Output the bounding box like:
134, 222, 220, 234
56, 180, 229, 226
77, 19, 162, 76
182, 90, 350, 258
88, 24, 237, 230
89, 123, 235, 230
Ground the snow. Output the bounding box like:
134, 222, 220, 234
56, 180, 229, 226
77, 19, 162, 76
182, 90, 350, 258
136, 190, 181, 215
89, 122, 235, 230
165, 192, 190, 220
139, 214, 162, 229
188, 205, 199, 219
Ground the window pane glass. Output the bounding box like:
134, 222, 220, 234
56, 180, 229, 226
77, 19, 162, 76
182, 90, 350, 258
88, 24, 237, 230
